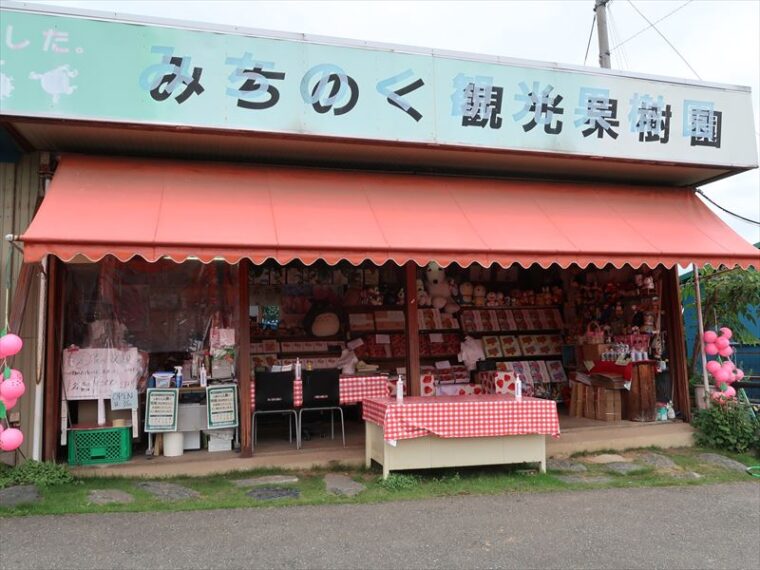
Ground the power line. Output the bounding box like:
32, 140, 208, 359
627, 0, 702, 80
611, 0, 693, 52
583, 13, 596, 65
695, 189, 760, 226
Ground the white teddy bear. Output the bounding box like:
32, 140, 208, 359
416, 278, 432, 307
425, 262, 460, 314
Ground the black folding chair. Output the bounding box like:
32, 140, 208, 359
299, 369, 345, 447
252, 371, 299, 452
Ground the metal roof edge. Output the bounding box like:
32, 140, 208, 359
2, 0, 753, 94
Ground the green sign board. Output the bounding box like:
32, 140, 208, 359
0, 6, 756, 167
206, 384, 238, 430
144, 388, 178, 433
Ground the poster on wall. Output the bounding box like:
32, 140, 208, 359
144, 388, 179, 432
62, 347, 145, 400
206, 384, 239, 429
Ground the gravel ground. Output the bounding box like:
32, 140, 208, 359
1, 482, 758, 570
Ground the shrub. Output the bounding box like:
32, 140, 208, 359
692, 401, 760, 454
378, 473, 419, 491
0, 460, 74, 489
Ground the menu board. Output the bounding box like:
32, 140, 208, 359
62, 348, 144, 400
144, 389, 179, 432
206, 385, 239, 430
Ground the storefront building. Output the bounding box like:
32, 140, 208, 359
1, 3, 758, 470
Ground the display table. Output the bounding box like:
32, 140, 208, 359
250, 374, 389, 410
363, 395, 560, 478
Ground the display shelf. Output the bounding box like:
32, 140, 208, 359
458, 304, 561, 310
344, 305, 406, 312
348, 330, 406, 337
250, 335, 345, 342
487, 354, 562, 361
464, 329, 563, 335
419, 328, 462, 333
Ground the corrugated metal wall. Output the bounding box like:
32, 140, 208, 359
1, 152, 43, 464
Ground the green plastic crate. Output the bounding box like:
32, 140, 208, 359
68, 426, 132, 466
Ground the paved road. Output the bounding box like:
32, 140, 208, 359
1, 483, 758, 569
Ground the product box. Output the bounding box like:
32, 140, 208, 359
349, 312, 375, 332
545, 360, 568, 383
439, 313, 460, 330
375, 310, 405, 330
594, 387, 622, 421
418, 308, 441, 331
499, 335, 522, 357
481, 335, 503, 358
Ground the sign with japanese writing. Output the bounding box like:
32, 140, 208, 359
144, 388, 179, 432
0, 7, 756, 167
110, 389, 138, 411
62, 347, 144, 400
206, 384, 238, 429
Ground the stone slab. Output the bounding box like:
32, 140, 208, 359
247, 487, 300, 500
0, 485, 40, 508
87, 489, 135, 505
325, 473, 366, 497
605, 462, 648, 475
547, 458, 588, 473
637, 452, 678, 470
555, 475, 613, 484
584, 454, 631, 464
231, 475, 299, 488
697, 453, 748, 474
136, 481, 200, 501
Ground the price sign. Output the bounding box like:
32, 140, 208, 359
206, 384, 239, 429
144, 389, 178, 432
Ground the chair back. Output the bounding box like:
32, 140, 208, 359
302, 369, 340, 407
255, 371, 295, 411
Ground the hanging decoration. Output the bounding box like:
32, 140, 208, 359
701, 327, 743, 404
0, 329, 25, 452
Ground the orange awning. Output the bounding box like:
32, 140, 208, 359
21, 155, 759, 269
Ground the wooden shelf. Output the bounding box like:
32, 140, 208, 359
250, 335, 345, 342
460, 305, 561, 310
344, 305, 406, 312
486, 354, 562, 361
464, 329, 563, 335
420, 329, 462, 333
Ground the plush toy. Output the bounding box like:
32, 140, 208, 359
447, 278, 460, 304
303, 302, 344, 337
396, 288, 405, 305
496, 292, 505, 306
424, 262, 460, 314
416, 279, 432, 307
458, 336, 485, 371
485, 291, 499, 307
473, 284, 487, 307
367, 287, 383, 306
459, 282, 474, 305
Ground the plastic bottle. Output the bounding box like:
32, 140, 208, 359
199, 364, 207, 388
396, 375, 404, 404
295, 358, 302, 381
667, 401, 675, 420
174, 366, 183, 388
515, 374, 522, 401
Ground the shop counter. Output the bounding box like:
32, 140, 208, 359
250, 374, 390, 410
363, 395, 560, 479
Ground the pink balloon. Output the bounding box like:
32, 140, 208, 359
715, 337, 730, 349
718, 346, 734, 357
0, 377, 25, 400
706, 361, 721, 374
705, 343, 719, 355
9, 369, 23, 382
723, 385, 736, 398
735, 369, 745, 381
0, 396, 18, 410
703, 331, 718, 343
721, 360, 735, 370
0, 424, 4, 436
0, 427, 23, 452
0, 334, 23, 359
719, 327, 733, 340
714, 370, 730, 383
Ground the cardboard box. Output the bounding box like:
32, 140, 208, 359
580, 343, 612, 362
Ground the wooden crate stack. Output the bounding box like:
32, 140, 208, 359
570, 382, 622, 422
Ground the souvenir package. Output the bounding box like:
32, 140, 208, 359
510, 361, 533, 386
375, 310, 406, 330
524, 308, 543, 330
439, 313, 460, 330
459, 309, 478, 332
481, 335, 503, 358
545, 360, 568, 383
513, 310, 529, 330
528, 360, 551, 384
418, 308, 442, 330
518, 335, 540, 356
349, 312, 375, 332
252, 353, 277, 370
499, 335, 522, 357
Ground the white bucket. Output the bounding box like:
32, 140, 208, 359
163, 432, 185, 457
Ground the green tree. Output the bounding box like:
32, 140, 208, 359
682, 266, 760, 375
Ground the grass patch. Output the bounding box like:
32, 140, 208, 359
1, 447, 757, 517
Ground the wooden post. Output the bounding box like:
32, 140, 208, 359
663, 267, 691, 421
42, 257, 62, 461
237, 259, 252, 457
404, 262, 421, 396
692, 266, 711, 410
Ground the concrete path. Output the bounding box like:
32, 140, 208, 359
1, 483, 758, 569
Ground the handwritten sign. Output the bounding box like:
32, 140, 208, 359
206, 385, 238, 430
144, 388, 178, 432
62, 348, 144, 400
110, 389, 138, 411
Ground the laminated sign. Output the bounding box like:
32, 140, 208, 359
144, 388, 178, 432
206, 384, 239, 429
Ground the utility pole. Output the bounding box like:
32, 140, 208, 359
594, 0, 612, 68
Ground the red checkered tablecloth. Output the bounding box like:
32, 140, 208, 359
250, 375, 389, 411
362, 395, 560, 441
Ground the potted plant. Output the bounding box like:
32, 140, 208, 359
689, 374, 712, 410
